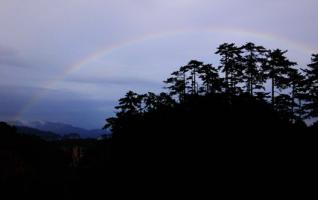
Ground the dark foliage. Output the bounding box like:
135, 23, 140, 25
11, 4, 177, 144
105, 42, 317, 189
0, 122, 111, 199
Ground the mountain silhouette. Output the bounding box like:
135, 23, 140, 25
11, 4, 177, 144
15, 125, 61, 141
8, 121, 110, 138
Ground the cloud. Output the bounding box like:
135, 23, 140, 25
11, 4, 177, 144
25, 93, 116, 129
0, 45, 26, 67
0, 84, 115, 128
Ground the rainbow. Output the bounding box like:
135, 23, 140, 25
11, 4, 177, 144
14, 27, 317, 120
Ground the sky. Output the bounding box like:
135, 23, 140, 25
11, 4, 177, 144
0, 0, 317, 129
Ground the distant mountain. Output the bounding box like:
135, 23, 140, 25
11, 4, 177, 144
8, 121, 110, 139
15, 126, 61, 141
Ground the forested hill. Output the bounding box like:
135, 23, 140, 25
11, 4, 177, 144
105, 42, 318, 163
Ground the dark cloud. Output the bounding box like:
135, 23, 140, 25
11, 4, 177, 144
0, 85, 115, 128
0, 85, 42, 120
0, 45, 23, 67
26, 95, 116, 129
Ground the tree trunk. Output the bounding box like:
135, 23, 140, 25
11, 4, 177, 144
250, 75, 253, 96
246, 67, 253, 96
225, 70, 229, 93
250, 64, 253, 96
191, 69, 196, 95
183, 73, 186, 96
193, 69, 196, 94
272, 76, 275, 108
298, 98, 302, 120
206, 84, 209, 94
291, 84, 295, 117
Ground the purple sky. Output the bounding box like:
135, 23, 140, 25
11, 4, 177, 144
0, 0, 317, 128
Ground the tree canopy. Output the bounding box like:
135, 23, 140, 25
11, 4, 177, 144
106, 42, 317, 135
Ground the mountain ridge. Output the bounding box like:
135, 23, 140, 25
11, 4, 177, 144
7, 120, 110, 139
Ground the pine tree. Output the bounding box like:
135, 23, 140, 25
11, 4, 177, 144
304, 54, 318, 118
288, 68, 307, 120
275, 94, 294, 121
164, 68, 188, 102
104, 91, 143, 132
198, 64, 222, 94
266, 49, 297, 108
241, 42, 268, 96
216, 43, 243, 94
183, 60, 203, 95
115, 91, 143, 114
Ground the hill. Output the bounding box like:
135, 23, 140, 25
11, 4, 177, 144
8, 121, 110, 138
16, 125, 61, 141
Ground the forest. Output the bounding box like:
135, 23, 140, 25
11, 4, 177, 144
106, 42, 318, 135
104, 42, 318, 166
1, 42, 317, 198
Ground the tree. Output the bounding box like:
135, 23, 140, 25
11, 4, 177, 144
156, 92, 176, 108
143, 92, 159, 112
183, 60, 203, 95
304, 54, 318, 118
198, 63, 222, 94
104, 91, 143, 132
104, 91, 176, 133
143, 92, 175, 112
164, 68, 188, 102
216, 43, 243, 94
164, 60, 203, 99
241, 42, 268, 96
115, 91, 143, 114
266, 49, 297, 108
288, 68, 307, 120
275, 94, 295, 122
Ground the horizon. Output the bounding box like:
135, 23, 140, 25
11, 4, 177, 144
5, 119, 101, 130
1, 0, 317, 129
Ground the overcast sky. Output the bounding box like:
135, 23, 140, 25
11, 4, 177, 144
0, 0, 317, 128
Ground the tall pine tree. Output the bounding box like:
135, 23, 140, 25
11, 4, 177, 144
304, 54, 318, 118
241, 42, 268, 96
266, 49, 297, 108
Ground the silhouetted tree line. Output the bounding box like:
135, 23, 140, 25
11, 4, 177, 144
105, 42, 318, 134
101, 45, 318, 193
102, 43, 318, 183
